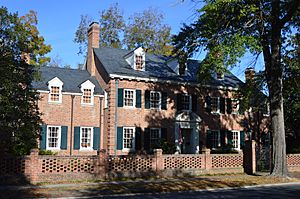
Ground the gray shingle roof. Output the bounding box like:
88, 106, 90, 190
93, 47, 244, 88
32, 66, 104, 94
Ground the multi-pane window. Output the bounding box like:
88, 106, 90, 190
182, 95, 191, 110
47, 126, 60, 149
82, 89, 92, 104
124, 89, 135, 107
150, 128, 161, 148
211, 97, 219, 113
123, 127, 135, 149
50, 86, 60, 102
150, 91, 161, 109
81, 127, 92, 149
135, 55, 144, 70
232, 99, 239, 113
232, 131, 239, 149
211, 130, 220, 149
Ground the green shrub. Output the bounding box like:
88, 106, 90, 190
39, 149, 57, 155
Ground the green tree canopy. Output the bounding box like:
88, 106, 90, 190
173, 0, 300, 177
0, 7, 51, 155
74, 4, 172, 56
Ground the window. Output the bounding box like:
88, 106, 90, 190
47, 126, 61, 150
48, 77, 63, 103
50, 86, 60, 102
211, 130, 220, 149
232, 131, 240, 150
211, 97, 220, 113
231, 99, 239, 114
150, 128, 161, 148
150, 91, 161, 109
182, 94, 191, 110
135, 55, 144, 70
124, 89, 135, 107
80, 80, 95, 105
80, 127, 93, 150
82, 89, 92, 104
123, 127, 135, 150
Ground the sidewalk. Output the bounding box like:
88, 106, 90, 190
1, 173, 299, 198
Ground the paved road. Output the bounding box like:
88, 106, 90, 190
79, 183, 300, 199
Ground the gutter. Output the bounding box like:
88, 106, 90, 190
70, 95, 75, 156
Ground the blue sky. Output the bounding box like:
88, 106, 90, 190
1, 0, 262, 80
1, 0, 199, 66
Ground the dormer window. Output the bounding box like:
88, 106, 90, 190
217, 73, 224, 80
125, 47, 145, 71
80, 80, 95, 105
135, 55, 144, 70
48, 77, 63, 103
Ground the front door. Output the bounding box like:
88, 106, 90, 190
181, 129, 192, 154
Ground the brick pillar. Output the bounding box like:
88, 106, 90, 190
202, 148, 212, 171
97, 149, 107, 179
153, 149, 163, 174
244, 140, 256, 174
25, 149, 39, 184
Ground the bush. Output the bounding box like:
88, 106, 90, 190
39, 149, 57, 155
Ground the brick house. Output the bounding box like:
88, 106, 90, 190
33, 22, 268, 156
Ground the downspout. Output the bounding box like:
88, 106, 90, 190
114, 79, 119, 155
70, 95, 75, 156
99, 96, 103, 150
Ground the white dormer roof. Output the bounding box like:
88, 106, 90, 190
125, 46, 146, 71
80, 80, 95, 91
47, 77, 63, 89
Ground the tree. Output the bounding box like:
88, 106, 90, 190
124, 7, 172, 55
173, 0, 300, 176
74, 5, 172, 56
0, 7, 51, 155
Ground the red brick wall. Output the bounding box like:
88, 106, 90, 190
38, 92, 103, 155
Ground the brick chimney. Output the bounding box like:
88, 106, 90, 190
87, 22, 100, 76
245, 67, 255, 82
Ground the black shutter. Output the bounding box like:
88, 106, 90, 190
117, 127, 123, 150
205, 96, 211, 112
240, 131, 245, 149
220, 130, 226, 147
220, 97, 225, 114
192, 95, 197, 112
177, 93, 183, 111
135, 127, 141, 150
227, 131, 233, 146
135, 90, 141, 108
226, 98, 232, 114
73, 126, 80, 150
145, 90, 150, 109
117, 88, 124, 107
93, 127, 100, 150
144, 128, 150, 151
161, 92, 168, 110
40, 125, 47, 150
60, 126, 68, 150
161, 128, 167, 141
206, 130, 212, 149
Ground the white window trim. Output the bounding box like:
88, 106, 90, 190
80, 127, 93, 151
104, 91, 108, 108
150, 91, 162, 110
123, 127, 135, 152
231, 130, 240, 150
231, 98, 240, 114
211, 97, 220, 114
150, 128, 161, 147
48, 77, 63, 103
211, 130, 221, 149
80, 80, 95, 106
46, 125, 61, 150
182, 94, 192, 111
123, 89, 136, 108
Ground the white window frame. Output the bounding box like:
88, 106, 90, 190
46, 125, 61, 150
80, 127, 93, 150
211, 130, 221, 149
211, 97, 220, 114
104, 90, 108, 108
80, 80, 95, 106
231, 131, 240, 150
231, 98, 240, 114
182, 94, 191, 111
133, 47, 145, 71
123, 89, 135, 108
150, 128, 161, 149
48, 77, 63, 103
150, 91, 161, 110
123, 127, 135, 151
